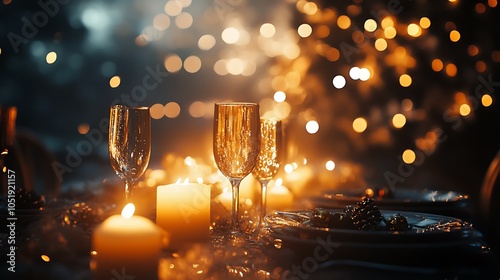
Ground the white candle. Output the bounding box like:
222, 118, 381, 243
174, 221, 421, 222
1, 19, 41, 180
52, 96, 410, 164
267, 180, 294, 212
156, 182, 210, 249
92, 203, 163, 280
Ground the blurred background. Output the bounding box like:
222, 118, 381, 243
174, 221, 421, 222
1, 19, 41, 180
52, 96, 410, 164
1, 0, 499, 204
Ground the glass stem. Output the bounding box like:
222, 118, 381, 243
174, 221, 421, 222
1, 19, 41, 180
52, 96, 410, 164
229, 178, 242, 231
260, 180, 269, 221
125, 180, 133, 202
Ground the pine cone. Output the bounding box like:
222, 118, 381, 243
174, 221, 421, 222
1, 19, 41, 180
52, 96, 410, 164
351, 197, 382, 231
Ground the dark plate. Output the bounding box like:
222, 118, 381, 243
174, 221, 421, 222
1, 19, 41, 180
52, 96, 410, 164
264, 210, 474, 244
309, 189, 469, 214
262, 210, 489, 266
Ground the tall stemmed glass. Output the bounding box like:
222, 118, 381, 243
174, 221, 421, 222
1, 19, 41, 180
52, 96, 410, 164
213, 103, 260, 234
108, 105, 151, 202
252, 118, 282, 225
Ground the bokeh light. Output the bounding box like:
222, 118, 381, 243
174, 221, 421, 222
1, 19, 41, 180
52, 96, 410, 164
298, 24, 312, 38
46, 52, 57, 64
384, 26, 397, 39
459, 103, 471, 116
198, 35, 216, 51
165, 102, 181, 118
432, 59, 444, 72
325, 160, 336, 171
407, 23, 422, 37
109, 76, 121, 88
332, 75, 346, 89
392, 113, 407, 128
164, 55, 183, 73
402, 149, 416, 164
274, 91, 286, 103
482, 94, 493, 107
364, 19, 377, 32
375, 38, 388, 51
450, 30, 461, 42
337, 15, 351, 29
260, 23, 276, 38
221, 27, 240, 44
419, 17, 431, 29
399, 74, 412, 87
183, 56, 201, 73
305, 120, 319, 134
353, 117, 367, 133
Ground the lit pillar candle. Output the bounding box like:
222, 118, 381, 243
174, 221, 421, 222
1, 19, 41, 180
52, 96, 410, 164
267, 179, 294, 212
92, 203, 163, 280
156, 182, 210, 248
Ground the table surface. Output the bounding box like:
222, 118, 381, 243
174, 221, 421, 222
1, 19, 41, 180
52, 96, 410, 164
1, 188, 500, 280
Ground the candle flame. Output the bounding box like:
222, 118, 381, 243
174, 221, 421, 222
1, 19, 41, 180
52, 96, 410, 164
121, 203, 135, 219
175, 178, 190, 184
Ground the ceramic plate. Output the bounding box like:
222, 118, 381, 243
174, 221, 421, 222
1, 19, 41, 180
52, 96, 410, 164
309, 189, 469, 214
264, 210, 474, 244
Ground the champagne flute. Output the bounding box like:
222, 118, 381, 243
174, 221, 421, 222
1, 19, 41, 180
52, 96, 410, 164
213, 103, 260, 234
108, 105, 151, 202
252, 118, 282, 225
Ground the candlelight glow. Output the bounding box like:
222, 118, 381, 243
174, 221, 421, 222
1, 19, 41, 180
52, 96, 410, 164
41, 255, 50, 262
121, 203, 135, 219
